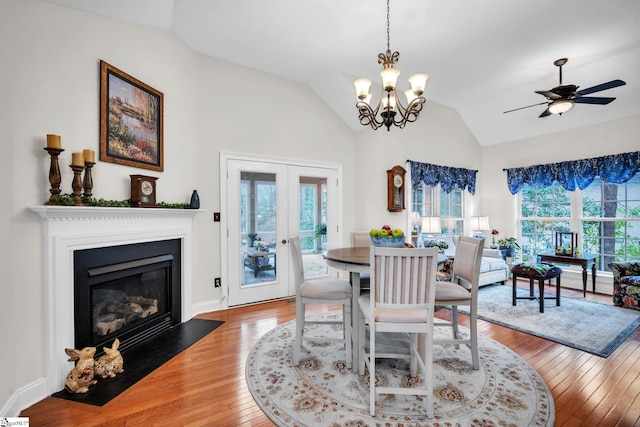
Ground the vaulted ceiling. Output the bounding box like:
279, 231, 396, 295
39, 0, 640, 146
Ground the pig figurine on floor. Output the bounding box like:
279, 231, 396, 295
94, 338, 124, 379
65, 346, 98, 393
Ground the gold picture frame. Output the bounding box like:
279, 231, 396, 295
99, 60, 164, 171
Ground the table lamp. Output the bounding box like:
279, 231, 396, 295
470, 216, 490, 239
421, 216, 441, 247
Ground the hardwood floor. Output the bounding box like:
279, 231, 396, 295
21, 286, 640, 426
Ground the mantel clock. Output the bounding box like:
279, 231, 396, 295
130, 175, 158, 207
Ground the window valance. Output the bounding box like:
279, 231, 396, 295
505, 151, 640, 194
409, 160, 477, 194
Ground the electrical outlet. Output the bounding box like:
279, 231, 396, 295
213, 212, 221, 222
214, 277, 221, 288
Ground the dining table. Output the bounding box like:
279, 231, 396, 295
324, 246, 447, 369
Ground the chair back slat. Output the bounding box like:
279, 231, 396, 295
371, 247, 438, 310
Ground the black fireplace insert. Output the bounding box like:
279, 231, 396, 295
73, 239, 181, 354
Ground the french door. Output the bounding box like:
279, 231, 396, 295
222, 153, 340, 307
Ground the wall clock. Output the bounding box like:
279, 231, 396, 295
130, 175, 158, 207
387, 165, 406, 212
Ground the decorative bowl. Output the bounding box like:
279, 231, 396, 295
370, 236, 406, 247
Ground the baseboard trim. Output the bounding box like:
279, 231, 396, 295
1, 377, 47, 417
192, 299, 223, 316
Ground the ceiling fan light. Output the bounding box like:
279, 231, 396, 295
408, 73, 429, 95
549, 99, 573, 114
381, 67, 400, 91
354, 78, 372, 100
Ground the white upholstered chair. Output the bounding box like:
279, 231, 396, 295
289, 235, 352, 368
358, 246, 439, 417
350, 231, 373, 248
434, 236, 484, 370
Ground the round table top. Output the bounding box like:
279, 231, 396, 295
325, 247, 447, 266
325, 247, 370, 266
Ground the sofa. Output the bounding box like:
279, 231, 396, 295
439, 235, 509, 287
608, 262, 640, 310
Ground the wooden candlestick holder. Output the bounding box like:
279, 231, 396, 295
44, 147, 64, 205
83, 161, 95, 198
70, 165, 85, 206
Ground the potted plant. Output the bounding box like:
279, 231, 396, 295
314, 223, 327, 238
497, 237, 520, 258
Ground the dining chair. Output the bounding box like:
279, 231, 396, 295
289, 235, 352, 368
350, 231, 372, 291
357, 246, 439, 417
434, 236, 484, 370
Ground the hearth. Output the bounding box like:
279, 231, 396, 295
74, 239, 181, 354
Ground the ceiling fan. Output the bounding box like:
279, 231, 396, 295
504, 58, 626, 118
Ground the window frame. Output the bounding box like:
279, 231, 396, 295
517, 175, 640, 271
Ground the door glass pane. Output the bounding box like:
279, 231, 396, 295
241, 172, 278, 286
299, 177, 328, 278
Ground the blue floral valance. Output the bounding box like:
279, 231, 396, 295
505, 151, 640, 195
409, 160, 477, 194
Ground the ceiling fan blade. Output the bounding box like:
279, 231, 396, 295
503, 102, 548, 114
573, 96, 616, 105
577, 79, 626, 96
538, 108, 552, 118
535, 90, 562, 100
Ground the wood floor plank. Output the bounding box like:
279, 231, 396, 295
19, 292, 640, 426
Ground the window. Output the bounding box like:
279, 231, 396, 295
411, 184, 463, 236
519, 174, 640, 270
581, 175, 640, 267
520, 182, 571, 261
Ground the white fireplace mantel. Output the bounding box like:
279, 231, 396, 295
28, 205, 203, 394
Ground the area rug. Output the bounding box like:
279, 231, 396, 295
457, 284, 640, 357
52, 318, 224, 406
246, 312, 554, 426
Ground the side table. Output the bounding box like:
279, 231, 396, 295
242, 247, 277, 277
511, 263, 563, 313
537, 253, 596, 296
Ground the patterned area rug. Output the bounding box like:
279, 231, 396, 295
246, 312, 554, 426
459, 284, 640, 357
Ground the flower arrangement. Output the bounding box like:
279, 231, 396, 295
490, 229, 499, 247
253, 239, 267, 250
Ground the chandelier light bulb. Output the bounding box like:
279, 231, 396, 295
405, 88, 418, 104
380, 67, 400, 91
354, 78, 372, 100
408, 73, 429, 96
382, 93, 396, 110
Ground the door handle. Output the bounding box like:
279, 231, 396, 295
281, 239, 288, 245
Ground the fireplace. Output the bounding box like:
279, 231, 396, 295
29, 205, 199, 394
74, 239, 181, 354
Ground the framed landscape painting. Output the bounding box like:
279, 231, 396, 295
100, 60, 164, 171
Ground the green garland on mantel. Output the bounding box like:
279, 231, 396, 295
54, 194, 191, 209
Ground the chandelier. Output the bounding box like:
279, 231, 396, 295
353, 0, 429, 131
